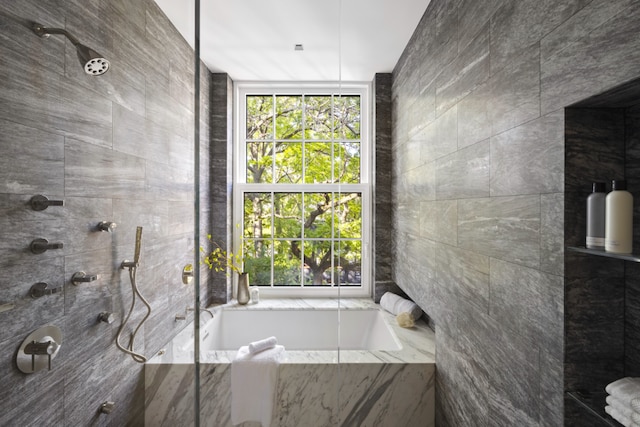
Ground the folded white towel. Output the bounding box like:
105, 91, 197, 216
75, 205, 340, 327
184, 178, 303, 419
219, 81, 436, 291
606, 378, 640, 405
605, 404, 640, 427
231, 344, 285, 427
380, 292, 422, 320
249, 336, 278, 355
607, 395, 636, 419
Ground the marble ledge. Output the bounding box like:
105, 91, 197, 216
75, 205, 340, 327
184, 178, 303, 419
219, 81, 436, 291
148, 298, 436, 366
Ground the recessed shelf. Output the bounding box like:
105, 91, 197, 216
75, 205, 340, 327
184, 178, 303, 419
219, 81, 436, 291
566, 391, 620, 427
567, 246, 640, 263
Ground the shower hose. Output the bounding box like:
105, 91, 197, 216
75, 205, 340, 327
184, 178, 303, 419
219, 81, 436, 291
115, 260, 152, 363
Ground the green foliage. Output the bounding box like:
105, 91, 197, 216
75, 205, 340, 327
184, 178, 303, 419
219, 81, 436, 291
201, 234, 243, 275
243, 93, 363, 286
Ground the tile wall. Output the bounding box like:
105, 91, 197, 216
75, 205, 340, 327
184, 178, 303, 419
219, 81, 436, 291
391, 0, 640, 425
0, 0, 214, 424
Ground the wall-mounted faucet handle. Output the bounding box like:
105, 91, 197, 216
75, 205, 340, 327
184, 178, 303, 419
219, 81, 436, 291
30, 238, 63, 254
30, 195, 64, 211
97, 221, 117, 232
29, 282, 62, 299
100, 401, 115, 415
71, 271, 98, 285
98, 312, 115, 324
24, 339, 60, 371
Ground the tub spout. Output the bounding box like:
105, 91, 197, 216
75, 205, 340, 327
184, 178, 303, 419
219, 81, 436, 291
187, 307, 214, 319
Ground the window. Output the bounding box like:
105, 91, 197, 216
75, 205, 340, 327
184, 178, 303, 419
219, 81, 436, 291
234, 83, 370, 297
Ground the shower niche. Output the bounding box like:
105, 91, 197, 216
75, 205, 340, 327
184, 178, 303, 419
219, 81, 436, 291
564, 77, 640, 426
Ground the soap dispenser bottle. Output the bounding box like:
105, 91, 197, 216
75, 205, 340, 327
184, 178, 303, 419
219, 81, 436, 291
586, 182, 607, 249
605, 179, 634, 254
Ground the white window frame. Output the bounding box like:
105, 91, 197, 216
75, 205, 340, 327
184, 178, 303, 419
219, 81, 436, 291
233, 82, 372, 298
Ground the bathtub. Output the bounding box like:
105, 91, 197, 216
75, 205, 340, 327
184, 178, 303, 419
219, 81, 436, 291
145, 299, 436, 427
202, 308, 402, 351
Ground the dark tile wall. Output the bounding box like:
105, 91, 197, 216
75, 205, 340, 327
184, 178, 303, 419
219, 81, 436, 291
391, 0, 640, 425
0, 0, 212, 425
205, 73, 233, 303
564, 97, 640, 424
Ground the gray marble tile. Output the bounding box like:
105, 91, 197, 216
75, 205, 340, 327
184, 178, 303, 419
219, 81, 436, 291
457, 0, 502, 53
420, 200, 457, 246
436, 139, 490, 200
488, 45, 541, 136
435, 330, 490, 427
540, 0, 637, 66
490, 0, 591, 73
435, 24, 490, 116
540, 193, 564, 276
418, 105, 458, 164
458, 195, 541, 268
457, 81, 491, 149
489, 258, 564, 359
541, 1, 640, 114
0, 119, 64, 195
0, 256, 65, 343
490, 110, 564, 196
65, 138, 146, 198
435, 242, 489, 315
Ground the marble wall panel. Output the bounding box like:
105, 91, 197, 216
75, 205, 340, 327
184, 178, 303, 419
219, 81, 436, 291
0, 119, 64, 195
490, 258, 564, 359
488, 45, 541, 136
0, 1, 213, 424
419, 200, 457, 246
541, 1, 640, 114
435, 243, 489, 315
490, 111, 564, 196
540, 192, 564, 276
456, 82, 491, 149
489, 0, 591, 73
418, 105, 458, 164
436, 139, 490, 200
392, 0, 640, 424
434, 24, 490, 116
457, 195, 540, 268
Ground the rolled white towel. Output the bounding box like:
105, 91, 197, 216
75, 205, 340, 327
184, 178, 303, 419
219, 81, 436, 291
248, 336, 278, 355
380, 292, 422, 321
606, 377, 640, 405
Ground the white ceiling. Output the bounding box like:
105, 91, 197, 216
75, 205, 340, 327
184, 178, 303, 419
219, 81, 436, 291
154, 0, 431, 82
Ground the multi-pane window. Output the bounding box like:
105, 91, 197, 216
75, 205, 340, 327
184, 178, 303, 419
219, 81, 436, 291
234, 84, 370, 296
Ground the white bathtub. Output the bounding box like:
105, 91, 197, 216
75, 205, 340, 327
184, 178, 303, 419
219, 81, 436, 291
202, 308, 402, 351
145, 300, 436, 427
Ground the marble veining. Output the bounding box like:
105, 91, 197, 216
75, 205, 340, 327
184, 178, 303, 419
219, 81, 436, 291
145, 299, 435, 427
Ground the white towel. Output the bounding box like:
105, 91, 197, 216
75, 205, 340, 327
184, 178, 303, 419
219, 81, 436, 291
606, 378, 640, 405
231, 344, 285, 427
249, 336, 278, 355
380, 292, 422, 320
605, 404, 640, 427
607, 395, 637, 420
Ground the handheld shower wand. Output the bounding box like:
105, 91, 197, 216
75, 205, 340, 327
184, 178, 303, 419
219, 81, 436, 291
116, 226, 151, 363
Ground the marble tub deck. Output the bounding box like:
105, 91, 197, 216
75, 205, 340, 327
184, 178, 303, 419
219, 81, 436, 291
145, 298, 436, 427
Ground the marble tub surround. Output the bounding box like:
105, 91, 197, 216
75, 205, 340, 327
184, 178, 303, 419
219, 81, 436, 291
144, 299, 435, 426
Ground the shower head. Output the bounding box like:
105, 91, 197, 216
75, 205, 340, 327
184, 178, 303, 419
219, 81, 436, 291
31, 22, 110, 76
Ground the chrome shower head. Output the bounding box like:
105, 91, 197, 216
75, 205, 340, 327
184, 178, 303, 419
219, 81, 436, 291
31, 22, 110, 76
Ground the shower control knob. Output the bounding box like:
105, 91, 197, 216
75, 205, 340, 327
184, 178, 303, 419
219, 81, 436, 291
71, 271, 98, 285
97, 221, 117, 232
100, 401, 115, 414
30, 195, 64, 211
98, 312, 115, 324
30, 238, 64, 254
